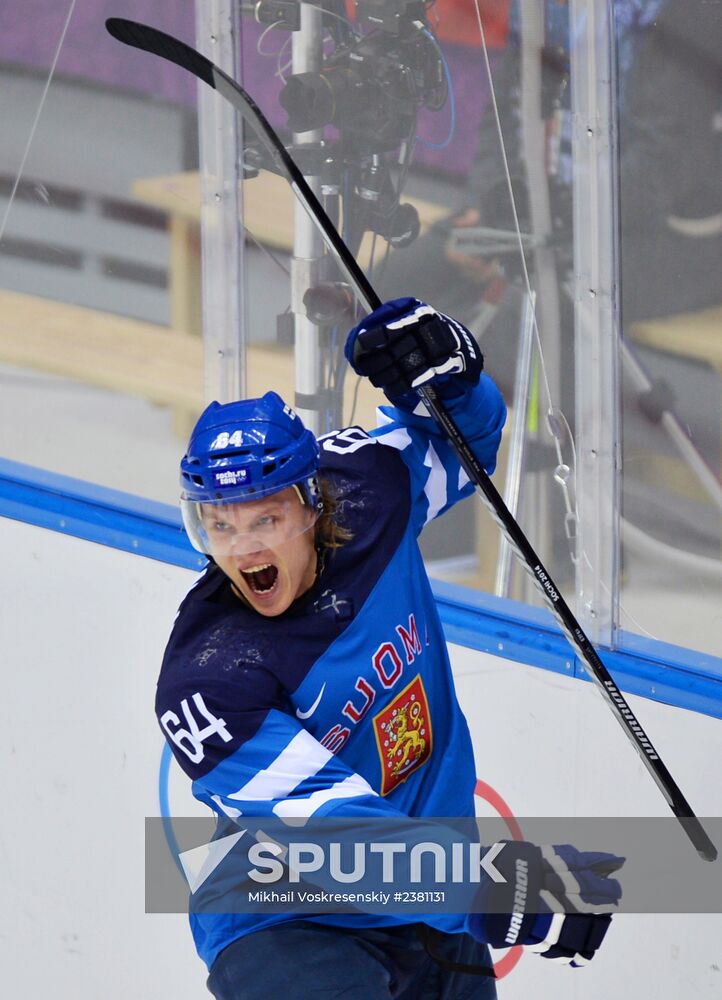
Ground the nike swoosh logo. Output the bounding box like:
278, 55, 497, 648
295, 683, 326, 720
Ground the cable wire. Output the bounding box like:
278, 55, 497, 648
415, 28, 457, 150
471, 1, 573, 502
0, 0, 77, 246
256, 17, 286, 57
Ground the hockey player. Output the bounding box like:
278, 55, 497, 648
157, 299, 622, 999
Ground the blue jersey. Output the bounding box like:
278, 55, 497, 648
156, 377, 506, 970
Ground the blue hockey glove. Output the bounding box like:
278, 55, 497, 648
344, 297, 483, 409
468, 841, 624, 968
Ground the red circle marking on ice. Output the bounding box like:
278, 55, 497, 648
474, 778, 524, 980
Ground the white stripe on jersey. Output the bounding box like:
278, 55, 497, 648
373, 422, 413, 454
211, 794, 243, 819
459, 467, 470, 491
272, 773, 378, 819
226, 730, 332, 802
375, 408, 454, 525
423, 441, 447, 524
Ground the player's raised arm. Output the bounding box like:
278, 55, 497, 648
345, 297, 507, 532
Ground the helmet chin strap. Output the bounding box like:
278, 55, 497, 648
293, 477, 324, 513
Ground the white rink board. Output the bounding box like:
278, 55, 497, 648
2, 516, 721, 999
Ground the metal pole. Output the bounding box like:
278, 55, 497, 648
291, 2, 325, 433
195, 0, 247, 403
570, 0, 621, 647
495, 291, 536, 597
518, 2, 563, 575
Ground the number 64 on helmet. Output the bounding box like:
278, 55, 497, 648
179, 391, 323, 556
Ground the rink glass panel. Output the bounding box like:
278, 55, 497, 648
614, 0, 722, 657
228, 2, 583, 607
0, 1, 200, 504
1, 2, 718, 657
228, 1, 721, 657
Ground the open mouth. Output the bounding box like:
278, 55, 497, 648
240, 562, 279, 595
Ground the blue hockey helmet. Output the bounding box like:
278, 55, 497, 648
180, 392, 322, 553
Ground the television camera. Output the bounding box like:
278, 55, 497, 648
246, 0, 448, 255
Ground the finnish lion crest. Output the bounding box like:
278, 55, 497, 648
373, 675, 432, 794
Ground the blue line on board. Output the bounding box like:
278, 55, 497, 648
2, 456, 721, 719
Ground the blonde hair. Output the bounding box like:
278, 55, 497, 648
315, 477, 353, 551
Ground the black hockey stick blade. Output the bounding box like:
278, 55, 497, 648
106, 18, 214, 86
105, 17, 379, 312
106, 18, 717, 863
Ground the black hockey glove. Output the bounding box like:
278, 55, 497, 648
468, 841, 624, 967
344, 297, 483, 410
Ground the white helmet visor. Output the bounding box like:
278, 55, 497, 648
181, 491, 320, 557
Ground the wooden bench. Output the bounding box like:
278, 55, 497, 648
0, 66, 197, 326
131, 169, 449, 337
0, 289, 385, 438
0, 289, 506, 591
630, 306, 722, 369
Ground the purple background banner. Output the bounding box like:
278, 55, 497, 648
0, 1, 199, 104
0, 2, 492, 177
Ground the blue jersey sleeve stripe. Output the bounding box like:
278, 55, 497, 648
369, 417, 412, 452
225, 727, 332, 803
191, 711, 388, 821
372, 411, 462, 529
421, 440, 449, 525
369, 376, 506, 530
189, 711, 330, 802
209, 792, 242, 818
272, 774, 378, 819
371, 411, 432, 526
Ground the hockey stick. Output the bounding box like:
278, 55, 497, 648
105, 17, 716, 862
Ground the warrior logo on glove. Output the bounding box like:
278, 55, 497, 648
467, 840, 625, 968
